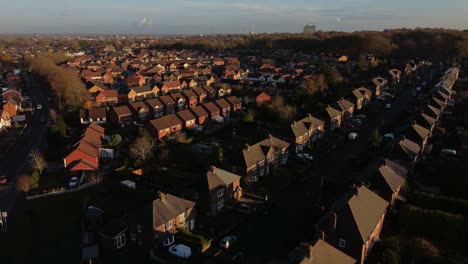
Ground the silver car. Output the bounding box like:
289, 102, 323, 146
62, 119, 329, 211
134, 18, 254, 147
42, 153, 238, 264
219, 235, 237, 249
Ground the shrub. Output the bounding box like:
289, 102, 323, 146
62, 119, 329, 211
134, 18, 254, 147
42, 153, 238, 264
176, 227, 210, 251
408, 191, 468, 217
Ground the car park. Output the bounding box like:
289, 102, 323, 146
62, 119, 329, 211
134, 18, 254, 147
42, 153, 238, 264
219, 235, 237, 249
168, 244, 192, 258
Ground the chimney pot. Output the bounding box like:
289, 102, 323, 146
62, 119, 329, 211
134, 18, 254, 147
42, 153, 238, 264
158, 191, 166, 201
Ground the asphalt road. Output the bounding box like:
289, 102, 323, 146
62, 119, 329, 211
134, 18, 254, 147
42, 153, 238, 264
0, 74, 49, 215
216, 68, 437, 263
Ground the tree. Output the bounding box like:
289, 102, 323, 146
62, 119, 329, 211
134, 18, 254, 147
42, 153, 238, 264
31, 171, 40, 189
370, 129, 381, 148
16, 174, 31, 193
108, 134, 122, 147
157, 144, 170, 161
49, 115, 66, 138
243, 109, 256, 123
129, 133, 155, 166
29, 151, 48, 173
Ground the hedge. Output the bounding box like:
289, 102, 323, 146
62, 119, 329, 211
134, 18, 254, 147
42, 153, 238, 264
398, 205, 468, 251
408, 191, 468, 217
176, 227, 210, 251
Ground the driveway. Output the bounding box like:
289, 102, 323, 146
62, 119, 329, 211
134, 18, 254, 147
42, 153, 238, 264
0, 74, 50, 215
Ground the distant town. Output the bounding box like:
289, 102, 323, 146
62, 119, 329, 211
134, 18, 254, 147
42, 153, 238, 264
0, 28, 467, 264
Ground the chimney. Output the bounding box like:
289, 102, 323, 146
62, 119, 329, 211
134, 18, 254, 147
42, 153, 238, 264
381, 159, 387, 167
399, 135, 406, 141
412, 120, 417, 126
320, 229, 325, 240
209, 166, 216, 172
245, 144, 250, 151
308, 113, 312, 119
268, 134, 273, 140
158, 191, 166, 201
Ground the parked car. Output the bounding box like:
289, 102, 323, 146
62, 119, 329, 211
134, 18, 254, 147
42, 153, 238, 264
36, 104, 42, 110
385, 103, 392, 109
351, 118, 363, 126
376, 96, 386, 101
0, 174, 8, 184
354, 114, 366, 121
168, 244, 192, 258
219, 235, 237, 249
348, 132, 358, 141
297, 153, 313, 161
440, 149, 457, 157
69, 177, 79, 188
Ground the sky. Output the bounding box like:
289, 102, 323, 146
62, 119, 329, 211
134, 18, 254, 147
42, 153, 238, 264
0, 0, 467, 34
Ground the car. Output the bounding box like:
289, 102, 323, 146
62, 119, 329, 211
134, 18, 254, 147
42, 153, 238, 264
219, 235, 237, 249
376, 96, 386, 101
168, 244, 192, 258
348, 132, 358, 141
440, 149, 457, 157
297, 153, 313, 161
381, 92, 394, 98
351, 118, 362, 126
422, 82, 427, 86
385, 103, 392, 109
69, 177, 79, 189
36, 104, 42, 110
416, 87, 421, 91
354, 114, 366, 120
0, 174, 7, 184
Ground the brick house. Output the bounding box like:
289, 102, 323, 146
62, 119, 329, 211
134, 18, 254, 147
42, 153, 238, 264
226, 96, 242, 112
253, 91, 271, 105
63, 123, 104, 171
127, 85, 155, 102
288, 239, 356, 264
192, 87, 208, 104
170, 93, 187, 111
95, 89, 119, 106
129, 101, 150, 123
203, 166, 242, 215
202, 102, 221, 120
334, 98, 355, 123
80, 107, 107, 125
110, 105, 133, 126
370, 77, 388, 97
290, 114, 325, 153
147, 114, 183, 141
159, 95, 176, 115
159, 81, 182, 95
202, 86, 216, 101
352, 87, 372, 110
145, 98, 165, 119
324, 105, 342, 131
176, 109, 196, 129
214, 98, 231, 118
240, 135, 290, 184
320, 186, 388, 264
189, 106, 209, 125
182, 89, 198, 108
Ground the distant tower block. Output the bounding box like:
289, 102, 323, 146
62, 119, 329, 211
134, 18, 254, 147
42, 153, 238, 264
303, 25, 316, 34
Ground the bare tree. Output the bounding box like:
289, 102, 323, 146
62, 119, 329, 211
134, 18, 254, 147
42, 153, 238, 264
130, 133, 155, 166
29, 151, 48, 173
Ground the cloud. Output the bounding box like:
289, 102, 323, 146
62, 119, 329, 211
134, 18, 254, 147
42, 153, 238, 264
138, 17, 153, 26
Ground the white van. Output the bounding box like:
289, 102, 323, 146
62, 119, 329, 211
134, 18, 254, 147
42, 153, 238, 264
168, 244, 192, 258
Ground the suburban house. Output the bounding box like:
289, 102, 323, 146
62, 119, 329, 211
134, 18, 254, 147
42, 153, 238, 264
226, 96, 242, 112
361, 159, 407, 208
85, 81, 107, 94
176, 109, 196, 129
1, 89, 21, 102
390, 136, 421, 173
80, 107, 107, 125
159, 95, 176, 115
214, 98, 231, 118
320, 186, 389, 264
145, 98, 165, 119
159, 81, 182, 95
403, 122, 431, 153
0, 110, 11, 129
288, 239, 356, 264
202, 86, 216, 101
64, 123, 104, 172
95, 89, 119, 106
2, 100, 19, 117
110, 105, 133, 126
352, 87, 372, 110
324, 105, 342, 131
147, 114, 183, 141
388, 68, 402, 84
99, 220, 128, 252
127, 85, 155, 102
202, 166, 242, 215
189, 106, 209, 125
193, 87, 208, 104
253, 91, 271, 105
240, 135, 290, 184
182, 89, 198, 108
129, 101, 151, 123
370, 77, 388, 97
290, 114, 325, 153
170, 93, 187, 111
151, 193, 197, 246
334, 98, 355, 123
202, 102, 221, 120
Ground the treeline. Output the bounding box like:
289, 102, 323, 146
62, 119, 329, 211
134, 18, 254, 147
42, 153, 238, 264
153, 29, 468, 59
29, 55, 88, 109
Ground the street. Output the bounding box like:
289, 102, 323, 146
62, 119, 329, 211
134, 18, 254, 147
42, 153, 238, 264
218, 69, 435, 263
0, 74, 49, 215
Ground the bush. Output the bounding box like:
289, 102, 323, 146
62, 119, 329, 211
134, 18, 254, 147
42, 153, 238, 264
408, 191, 468, 217
176, 227, 210, 251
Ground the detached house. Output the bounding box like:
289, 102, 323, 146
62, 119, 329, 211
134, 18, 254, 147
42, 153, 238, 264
110, 105, 133, 126
352, 87, 372, 110
129, 101, 150, 122
334, 98, 355, 123
388, 68, 402, 84
320, 186, 388, 264
214, 98, 231, 118
324, 105, 342, 131
64, 123, 104, 172
95, 89, 118, 106
182, 89, 198, 108
226, 96, 242, 112
145, 98, 165, 119
370, 77, 388, 97
176, 109, 196, 129
202, 86, 216, 101
80, 107, 107, 125
160, 81, 182, 95
189, 106, 209, 125
127, 85, 155, 102
170, 93, 187, 111
291, 114, 325, 153
288, 239, 356, 264
202, 102, 221, 120
147, 114, 183, 141
159, 95, 176, 115
193, 87, 208, 104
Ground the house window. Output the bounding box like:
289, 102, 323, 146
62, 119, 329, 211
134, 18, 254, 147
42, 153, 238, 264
116, 234, 126, 249
217, 188, 224, 197
251, 174, 258, 182
130, 233, 136, 241
137, 224, 142, 233
339, 239, 346, 248
217, 199, 224, 209
164, 220, 173, 230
